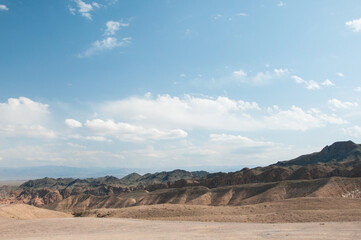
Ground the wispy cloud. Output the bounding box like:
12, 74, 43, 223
277, 1, 286, 7
233, 69, 247, 77
292, 75, 320, 90
233, 68, 289, 85
69, 134, 110, 142
237, 13, 248, 17
79, 37, 131, 58
104, 20, 129, 36
213, 13, 223, 20
79, 20, 131, 58
346, 18, 361, 32
343, 125, 361, 137
0, 4, 9, 11
210, 134, 276, 148
70, 0, 101, 20
336, 72, 344, 77
328, 98, 358, 110
321, 79, 335, 87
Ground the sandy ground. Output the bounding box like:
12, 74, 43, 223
1, 217, 361, 240
0, 204, 71, 219
1, 202, 361, 239
83, 198, 361, 223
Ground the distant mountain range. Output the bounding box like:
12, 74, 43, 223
0, 165, 244, 181
3, 140, 361, 211
0, 166, 150, 180
201, 140, 361, 188
19, 169, 209, 190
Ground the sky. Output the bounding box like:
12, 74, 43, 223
1, 0, 361, 170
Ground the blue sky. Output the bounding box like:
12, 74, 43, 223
1, 0, 361, 170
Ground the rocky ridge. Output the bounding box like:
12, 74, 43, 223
2, 141, 361, 210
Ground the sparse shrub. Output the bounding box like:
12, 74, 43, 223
73, 210, 85, 217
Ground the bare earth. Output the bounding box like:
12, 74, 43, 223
1, 217, 361, 240
2, 198, 361, 239
0, 204, 71, 220
82, 197, 361, 223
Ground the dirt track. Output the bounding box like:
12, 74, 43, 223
1, 217, 361, 240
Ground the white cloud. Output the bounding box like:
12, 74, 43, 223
105, 20, 129, 36
0, 97, 56, 139
355, 86, 361, 92
68, 6, 76, 15
0, 145, 127, 167
92, 2, 100, 8
71, 0, 100, 20
79, 37, 131, 58
0, 97, 49, 123
179, 74, 186, 78
135, 145, 166, 158
292, 75, 320, 90
233, 69, 247, 77
264, 106, 346, 131
292, 75, 306, 84
237, 13, 248, 17
85, 119, 188, 142
277, 1, 285, 7
67, 142, 85, 148
228, 67, 290, 86
321, 79, 335, 87
274, 68, 289, 76
328, 99, 358, 110
65, 119, 83, 128
343, 125, 361, 137
1, 125, 56, 139
210, 134, 275, 147
337, 72, 344, 77
213, 13, 222, 20
346, 18, 361, 32
99, 94, 346, 132
69, 134, 109, 142
0, 4, 9, 11
233, 68, 288, 85
251, 72, 273, 85
251, 69, 289, 85
306, 80, 320, 90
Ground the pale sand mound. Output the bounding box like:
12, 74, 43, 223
83, 197, 361, 223
0, 204, 71, 220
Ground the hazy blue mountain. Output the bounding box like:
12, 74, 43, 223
0, 165, 149, 180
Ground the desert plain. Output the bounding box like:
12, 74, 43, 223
2, 197, 361, 240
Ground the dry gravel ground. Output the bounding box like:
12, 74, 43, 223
0, 218, 361, 240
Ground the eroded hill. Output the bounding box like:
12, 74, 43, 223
44, 177, 361, 212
